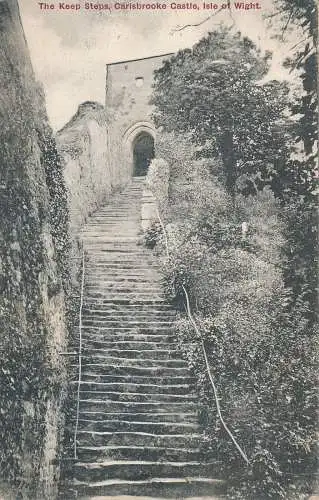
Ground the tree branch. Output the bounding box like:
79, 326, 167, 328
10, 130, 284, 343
280, 7, 296, 39
264, 7, 289, 19
171, 7, 223, 33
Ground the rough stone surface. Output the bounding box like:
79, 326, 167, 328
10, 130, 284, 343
105, 54, 172, 181
0, 1, 68, 497
56, 102, 111, 244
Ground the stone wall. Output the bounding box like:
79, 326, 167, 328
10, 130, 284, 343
56, 102, 113, 248
0, 1, 69, 497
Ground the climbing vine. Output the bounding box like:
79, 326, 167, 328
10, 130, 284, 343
0, 79, 71, 496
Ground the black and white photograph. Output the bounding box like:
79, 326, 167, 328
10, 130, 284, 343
0, 0, 317, 498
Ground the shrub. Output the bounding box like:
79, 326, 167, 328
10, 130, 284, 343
143, 220, 162, 249
150, 129, 317, 498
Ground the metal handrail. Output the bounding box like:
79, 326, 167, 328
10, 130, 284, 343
73, 248, 85, 460
155, 204, 250, 466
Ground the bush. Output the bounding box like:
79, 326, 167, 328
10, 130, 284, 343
150, 130, 317, 498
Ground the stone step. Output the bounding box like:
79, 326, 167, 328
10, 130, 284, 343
80, 224, 133, 231
84, 286, 163, 295
94, 206, 140, 210
82, 307, 174, 315
74, 419, 199, 435
84, 296, 165, 303
87, 262, 158, 275
79, 355, 186, 369
72, 381, 193, 395
78, 334, 175, 343
85, 246, 147, 252
81, 315, 174, 323
85, 245, 147, 251
85, 214, 138, 218
86, 279, 163, 286
83, 228, 139, 232
84, 228, 138, 233
86, 271, 162, 279
82, 311, 171, 318
80, 334, 177, 344
80, 331, 175, 340
75, 431, 201, 449
80, 325, 173, 333
77, 391, 196, 404
82, 236, 139, 241
76, 445, 202, 463
85, 274, 160, 281
70, 411, 198, 424
88, 206, 140, 210
84, 235, 139, 240
87, 219, 140, 223
81, 319, 173, 328
85, 268, 162, 274
73, 364, 190, 378
70, 477, 225, 499
85, 277, 162, 285
73, 460, 220, 483
84, 232, 139, 237
83, 298, 166, 305
80, 373, 195, 386
85, 281, 162, 288
85, 251, 153, 257
83, 299, 169, 306
83, 214, 140, 218
86, 263, 159, 270
82, 233, 140, 237
79, 340, 181, 351
83, 222, 139, 226
89, 214, 139, 219
85, 263, 161, 270
84, 221, 139, 225
77, 400, 197, 414
80, 348, 182, 361
80, 317, 174, 326
85, 243, 146, 247
82, 313, 174, 330
85, 224, 139, 229
85, 261, 155, 267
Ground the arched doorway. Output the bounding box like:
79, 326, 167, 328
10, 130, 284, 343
133, 132, 155, 176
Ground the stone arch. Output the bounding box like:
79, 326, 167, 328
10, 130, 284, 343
132, 132, 155, 176
122, 121, 156, 176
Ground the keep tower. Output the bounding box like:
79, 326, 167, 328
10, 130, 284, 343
105, 53, 173, 181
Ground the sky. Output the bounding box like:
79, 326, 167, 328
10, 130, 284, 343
18, 0, 293, 131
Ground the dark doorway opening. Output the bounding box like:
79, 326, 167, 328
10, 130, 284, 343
133, 133, 155, 176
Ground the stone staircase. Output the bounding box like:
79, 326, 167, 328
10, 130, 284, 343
62, 177, 224, 499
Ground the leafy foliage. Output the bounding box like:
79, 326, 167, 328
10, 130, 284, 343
150, 14, 317, 496
0, 79, 70, 496
268, 0, 318, 325
143, 220, 162, 249
151, 26, 290, 198
151, 126, 317, 498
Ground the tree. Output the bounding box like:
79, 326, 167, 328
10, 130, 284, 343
267, 0, 318, 324
151, 26, 289, 199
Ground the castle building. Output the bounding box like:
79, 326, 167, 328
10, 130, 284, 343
105, 53, 173, 179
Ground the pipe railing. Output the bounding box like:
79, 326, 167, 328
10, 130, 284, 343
155, 204, 250, 466
73, 248, 85, 460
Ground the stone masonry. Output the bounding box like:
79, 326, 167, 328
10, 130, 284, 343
105, 54, 173, 182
